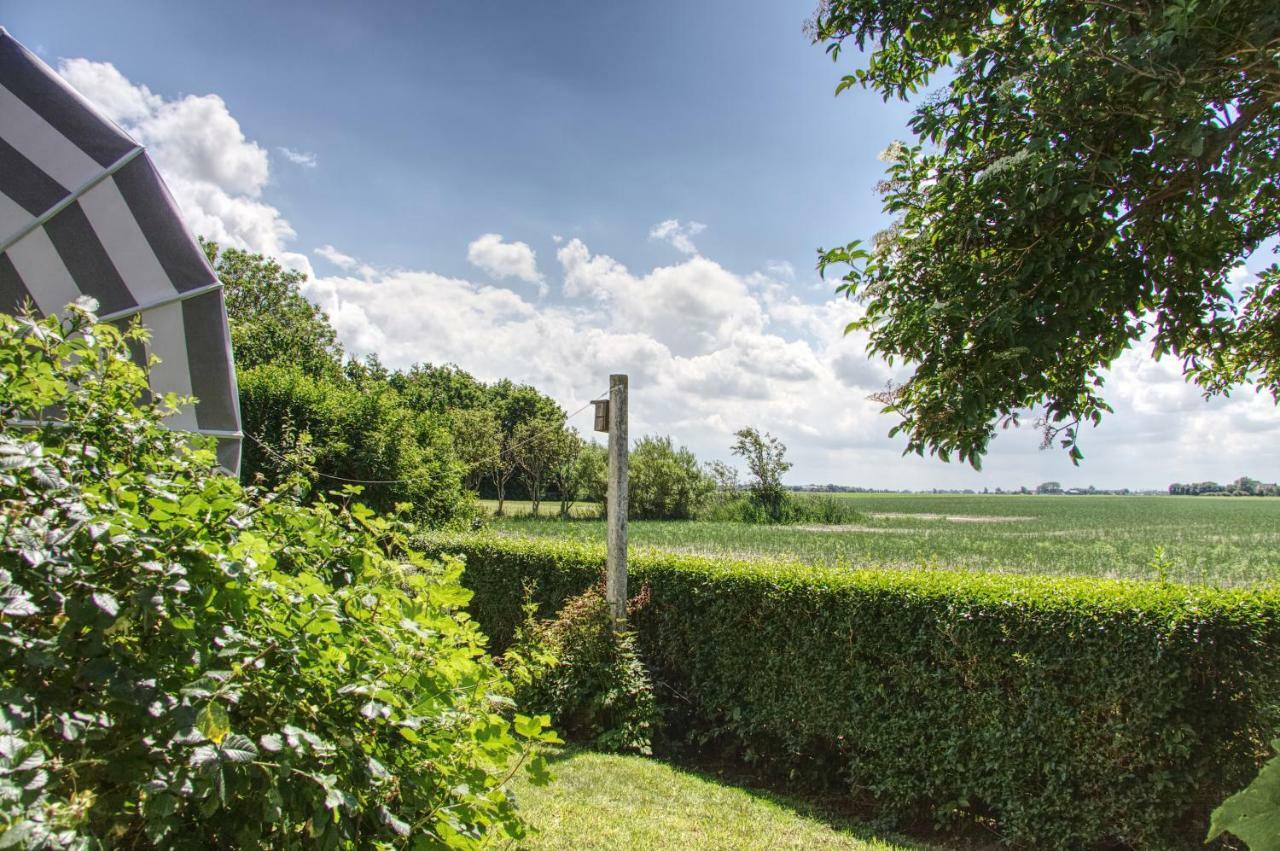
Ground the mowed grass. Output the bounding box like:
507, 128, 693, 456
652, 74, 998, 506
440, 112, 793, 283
509, 750, 933, 851
487, 494, 1280, 586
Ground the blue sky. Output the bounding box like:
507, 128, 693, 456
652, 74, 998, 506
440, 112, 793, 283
8, 0, 908, 282
5, 0, 1278, 489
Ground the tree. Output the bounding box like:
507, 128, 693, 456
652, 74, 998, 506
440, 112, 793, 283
628, 435, 713, 520
487, 380, 563, 516
391, 363, 489, 416
573, 442, 609, 510
731, 427, 792, 518
204, 241, 343, 380
238, 364, 471, 525
449, 407, 502, 492
1036, 481, 1063, 495
705, 460, 740, 495
549, 428, 586, 518
511, 416, 567, 517
813, 0, 1280, 466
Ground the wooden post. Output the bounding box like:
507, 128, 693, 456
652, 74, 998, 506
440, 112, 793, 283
606, 374, 628, 626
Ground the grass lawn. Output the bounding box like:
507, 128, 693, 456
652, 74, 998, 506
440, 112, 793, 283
509, 750, 935, 851
478, 498, 600, 519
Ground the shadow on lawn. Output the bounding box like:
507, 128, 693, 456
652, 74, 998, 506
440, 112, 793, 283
649, 747, 1004, 851
533, 746, 979, 851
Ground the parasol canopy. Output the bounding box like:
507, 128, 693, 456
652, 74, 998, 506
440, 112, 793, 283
0, 27, 241, 473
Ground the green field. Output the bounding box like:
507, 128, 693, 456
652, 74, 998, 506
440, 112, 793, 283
485, 493, 1280, 586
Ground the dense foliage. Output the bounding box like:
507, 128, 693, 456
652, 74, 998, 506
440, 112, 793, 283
238, 363, 471, 525
416, 532, 1280, 850
813, 0, 1280, 465
504, 588, 658, 755
0, 305, 557, 848
205, 242, 344, 381
628, 436, 711, 521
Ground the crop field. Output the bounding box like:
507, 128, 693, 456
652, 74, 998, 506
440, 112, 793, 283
486, 494, 1280, 586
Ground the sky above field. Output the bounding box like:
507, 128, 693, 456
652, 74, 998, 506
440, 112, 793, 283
5, 1, 1279, 490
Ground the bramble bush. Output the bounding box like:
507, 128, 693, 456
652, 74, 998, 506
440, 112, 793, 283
415, 532, 1280, 850
503, 586, 658, 755
0, 305, 557, 848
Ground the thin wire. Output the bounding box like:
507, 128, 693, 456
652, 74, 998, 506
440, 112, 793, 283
246, 389, 609, 487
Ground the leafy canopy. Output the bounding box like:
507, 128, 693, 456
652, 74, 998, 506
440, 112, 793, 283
203, 241, 343, 381
814, 0, 1280, 465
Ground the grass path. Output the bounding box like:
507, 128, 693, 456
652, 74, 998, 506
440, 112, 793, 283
510, 750, 934, 850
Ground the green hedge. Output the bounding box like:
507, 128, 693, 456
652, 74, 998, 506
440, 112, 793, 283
414, 532, 1280, 849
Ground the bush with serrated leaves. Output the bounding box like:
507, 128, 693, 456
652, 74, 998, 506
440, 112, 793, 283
0, 304, 558, 848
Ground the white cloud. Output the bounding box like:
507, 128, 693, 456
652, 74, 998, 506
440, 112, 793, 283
277, 146, 318, 168
649, 219, 706, 255
313, 244, 378, 280
57, 59, 312, 277
315, 244, 358, 270
466, 233, 545, 295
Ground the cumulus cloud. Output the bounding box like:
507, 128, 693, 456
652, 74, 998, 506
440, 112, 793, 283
466, 234, 545, 294
305, 239, 914, 477
649, 219, 706, 255
277, 146, 318, 168
558, 239, 763, 357
57, 59, 311, 277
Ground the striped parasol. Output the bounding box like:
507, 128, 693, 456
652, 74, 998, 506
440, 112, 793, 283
0, 27, 241, 473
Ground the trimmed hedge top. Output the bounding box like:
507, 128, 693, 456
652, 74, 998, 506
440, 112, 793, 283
418, 531, 1280, 635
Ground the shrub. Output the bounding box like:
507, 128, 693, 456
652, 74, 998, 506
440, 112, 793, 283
628, 435, 712, 520
238, 363, 473, 526
696, 492, 863, 525
504, 587, 658, 754
414, 532, 1280, 850
0, 306, 556, 848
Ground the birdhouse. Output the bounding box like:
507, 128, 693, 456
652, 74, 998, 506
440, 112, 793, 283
593, 399, 610, 433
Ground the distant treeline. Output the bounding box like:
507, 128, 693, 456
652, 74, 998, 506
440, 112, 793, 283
791, 484, 1159, 496
1168, 477, 1279, 496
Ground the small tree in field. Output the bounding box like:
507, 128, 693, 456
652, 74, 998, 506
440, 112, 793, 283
512, 417, 566, 517
573, 442, 608, 511
731, 427, 792, 519
549, 428, 586, 518
450, 407, 502, 492
628, 435, 712, 520
705, 460, 740, 496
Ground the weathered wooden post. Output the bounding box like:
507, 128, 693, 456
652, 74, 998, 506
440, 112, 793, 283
605, 374, 628, 625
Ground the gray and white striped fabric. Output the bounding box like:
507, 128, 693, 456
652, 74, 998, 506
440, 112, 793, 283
0, 27, 241, 474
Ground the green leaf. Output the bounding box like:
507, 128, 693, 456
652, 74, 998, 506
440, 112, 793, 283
219, 734, 258, 764
92, 592, 119, 617
197, 702, 231, 745
1208, 742, 1280, 849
